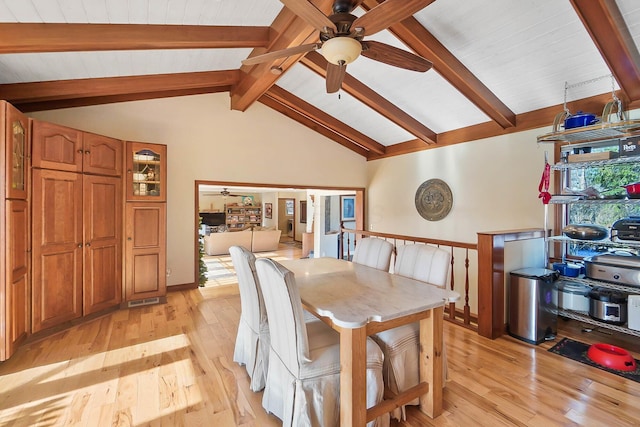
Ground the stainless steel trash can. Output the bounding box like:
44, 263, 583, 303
508, 268, 559, 345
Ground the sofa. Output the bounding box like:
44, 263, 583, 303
204, 228, 282, 255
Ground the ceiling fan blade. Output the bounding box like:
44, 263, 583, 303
353, 0, 434, 35
326, 62, 347, 93
361, 40, 432, 72
242, 43, 321, 65
280, 0, 337, 32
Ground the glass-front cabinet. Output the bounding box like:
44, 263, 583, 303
126, 141, 167, 202
5, 102, 29, 200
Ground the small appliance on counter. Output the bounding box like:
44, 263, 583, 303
588, 287, 628, 325
555, 282, 591, 313
584, 254, 640, 288
611, 216, 640, 241
628, 295, 640, 331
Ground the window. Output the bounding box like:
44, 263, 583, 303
562, 141, 640, 257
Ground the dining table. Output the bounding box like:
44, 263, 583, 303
280, 257, 460, 427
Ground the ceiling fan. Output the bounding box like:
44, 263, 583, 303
242, 0, 433, 93
205, 188, 244, 197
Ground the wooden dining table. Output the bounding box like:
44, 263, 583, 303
280, 257, 460, 427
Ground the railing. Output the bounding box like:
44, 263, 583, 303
339, 226, 479, 331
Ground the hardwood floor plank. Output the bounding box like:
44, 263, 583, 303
2, 243, 640, 426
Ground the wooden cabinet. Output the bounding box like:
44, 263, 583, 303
126, 141, 166, 202
124, 141, 167, 303
31, 169, 83, 332
1, 102, 30, 361
5, 103, 29, 200
31, 121, 123, 333
125, 203, 166, 301
3, 200, 30, 359
83, 174, 122, 315
32, 120, 122, 176
225, 204, 262, 229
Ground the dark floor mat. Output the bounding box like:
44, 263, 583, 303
548, 337, 640, 382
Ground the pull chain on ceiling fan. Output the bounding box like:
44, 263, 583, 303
242, 0, 433, 93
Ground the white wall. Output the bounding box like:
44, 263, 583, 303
366, 127, 553, 241
29, 93, 367, 287
366, 127, 555, 313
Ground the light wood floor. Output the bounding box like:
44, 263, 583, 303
1, 244, 639, 426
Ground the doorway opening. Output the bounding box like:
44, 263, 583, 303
278, 198, 295, 243
193, 180, 364, 288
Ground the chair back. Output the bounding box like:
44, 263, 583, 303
255, 258, 310, 373
352, 237, 394, 271
229, 246, 265, 333
395, 244, 451, 287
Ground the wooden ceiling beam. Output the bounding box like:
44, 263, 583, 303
0, 70, 239, 106
12, 87, 232, 113
367, 91, 623, 160
570, 0, 640, 101
300, 51, 437, 144
263, 85, 385, 157
359, 0, 516, 129
0, 23, 270, 53
230, 0, 335, 112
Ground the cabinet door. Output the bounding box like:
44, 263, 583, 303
32, 169, 83, 332
126, 141, 166, 202
3, 103, 29, 200
83, 175, 122, 315
125, 203, 166, 301
83, 132, 122, 177
31, 120, 83, 172
2, 200, 30, 360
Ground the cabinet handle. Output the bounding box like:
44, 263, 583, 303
127, 237, 132, 241
85, 150, 90, 154
77, 149, 82, 153
86, 242, 91, 247
77, 243, 82, 248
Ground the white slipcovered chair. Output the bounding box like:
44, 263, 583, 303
229, 245, 269, 392
255, 257, 389, 427
371, 243, 451, 420
351, 237, 394, 271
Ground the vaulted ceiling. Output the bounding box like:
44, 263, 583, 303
1, 0, 639, 160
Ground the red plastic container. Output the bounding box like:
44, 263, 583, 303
587, 343, 637, 371
623, 182, 640, 197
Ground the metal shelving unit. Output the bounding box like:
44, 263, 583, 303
540, 117, 640, 338
537, 119, 640, 144
557, 308, 640, 338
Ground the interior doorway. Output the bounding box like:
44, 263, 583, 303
278, 198, 295, 242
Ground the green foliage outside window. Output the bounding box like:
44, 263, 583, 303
565, 144, 640, 257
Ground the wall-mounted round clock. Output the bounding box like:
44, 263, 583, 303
415, 179, 453, 221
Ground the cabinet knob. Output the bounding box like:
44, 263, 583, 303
86, 242, 91, 247
77, 243, 82, 248
85, 150, 90, 154
77, 149, 82, 154
127, 237, 132, 241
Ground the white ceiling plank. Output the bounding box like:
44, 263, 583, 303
278, 64, 414, 146
127, 0, 150, 24
413, 0, 612, 114
1, 0, 40, 22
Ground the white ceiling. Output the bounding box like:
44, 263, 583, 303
1, 0, 638, 150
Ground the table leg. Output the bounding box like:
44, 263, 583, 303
339, 325, 368, 427
419, 306, 444, 418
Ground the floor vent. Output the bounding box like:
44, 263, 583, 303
127, 297, 160, 308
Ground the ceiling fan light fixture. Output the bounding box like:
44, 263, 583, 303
321, 37, 362, 65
